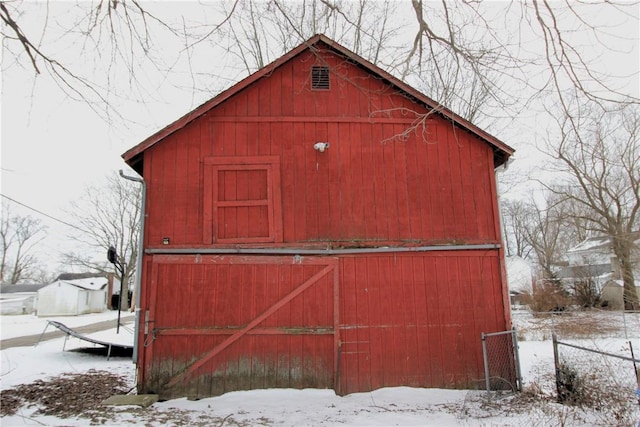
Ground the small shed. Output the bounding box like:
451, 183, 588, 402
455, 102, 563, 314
37, 277, 108, 316
123, 34, 516, 400
600, 280, 640, 310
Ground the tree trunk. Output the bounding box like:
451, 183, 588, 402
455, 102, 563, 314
620, 260, 638, 311
613, 238, 639, 310
116, 273, 130, 311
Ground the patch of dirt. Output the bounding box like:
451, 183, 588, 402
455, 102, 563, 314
0, 369, 131, 423
0, 371, 268, 426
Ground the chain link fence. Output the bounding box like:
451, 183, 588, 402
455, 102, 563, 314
552, 333, 640, 426
481, 329, 522, 397
511, 309, 640, 341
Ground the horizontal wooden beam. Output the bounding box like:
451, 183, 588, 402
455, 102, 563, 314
156, 327, 334, 336
147, 243, 501, 256
208, 116, 428, 124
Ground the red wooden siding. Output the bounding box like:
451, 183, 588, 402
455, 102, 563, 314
137, 250, 511, 398
337, 251, 506, 394
142, 49, 500, 248
140, 255, 338, 400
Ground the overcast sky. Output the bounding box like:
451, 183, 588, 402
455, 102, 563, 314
1, 1, 638, 276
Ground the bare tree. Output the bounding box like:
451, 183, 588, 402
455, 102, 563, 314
3, 1, 636, 123
62, 173, 141, 310
501, 199, 533, 259
544, 103, 640, 309
523, 198, 567, 281
0, 205, 47, 284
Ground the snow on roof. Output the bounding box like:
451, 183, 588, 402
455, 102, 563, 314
0, 284, 48, 294
58, 277, 108, 291
567, 236, 611, 254
567, 232, 640, 254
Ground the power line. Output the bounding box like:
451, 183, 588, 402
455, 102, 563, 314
0, 193, 89, 234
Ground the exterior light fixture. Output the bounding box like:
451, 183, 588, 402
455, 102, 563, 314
313, 142, 330, 152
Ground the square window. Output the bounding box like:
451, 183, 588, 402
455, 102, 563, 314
203, 157, 282, 244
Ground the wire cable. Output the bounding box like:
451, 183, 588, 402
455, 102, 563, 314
0, 193, 89, 234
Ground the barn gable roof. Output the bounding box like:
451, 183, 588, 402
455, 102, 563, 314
123, 34, 514, 171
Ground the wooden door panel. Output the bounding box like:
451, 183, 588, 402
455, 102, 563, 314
142, 255, 338, 399
203, 156, 283, 244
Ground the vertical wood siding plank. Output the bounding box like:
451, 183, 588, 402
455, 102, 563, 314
280, 62, 294, 116
448, 256, 465, 384
472, 143, 492, 239
371, 124, 386, 239
348, 122, 366, 238
165, 137, 178, 243
378, 255, 397, 385
246, 83, 259, 117
289, 123, 305, 241
383, 124, 400, 241
305, 122, 320, 239
413, 255, 431, 386
393, 124, 411, 240
332, 121, 347, 238
316, 123, 332, 239
405, 131, 423, 240
360, 123, 376, 240
438, 124, 456, 238
459, 134, 478, 238
352, 258, 372, 390
259, 75, 272, 117
235, 120, 248, 157
270, 160, 284, 243
424, 256, 443, 386
339, 256, 357, 393
332, 260, 340, 391
447, 129, 466, 240
402, 255, 420, 386
270, 67, 282, 117
366, 257, 383, 390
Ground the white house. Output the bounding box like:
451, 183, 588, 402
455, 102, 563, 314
37, 276, 108, 316
0, 284, 47, 315
506, 256, 534, 292
559, 234, 640, 309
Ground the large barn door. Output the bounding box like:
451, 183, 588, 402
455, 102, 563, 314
141, 255, 338, 400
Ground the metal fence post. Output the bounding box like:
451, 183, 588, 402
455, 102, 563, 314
552, 332, 561, 401
511, 328, 522, 391
481, 332, 490, 397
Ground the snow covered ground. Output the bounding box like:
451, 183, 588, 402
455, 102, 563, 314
1, 310, 639, 426
1, 310, 129, 340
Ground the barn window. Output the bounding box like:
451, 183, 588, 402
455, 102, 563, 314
203, 156, 282, 244
311, 66, 330, 90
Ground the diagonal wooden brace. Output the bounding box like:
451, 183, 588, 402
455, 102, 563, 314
164, 264, 334, 390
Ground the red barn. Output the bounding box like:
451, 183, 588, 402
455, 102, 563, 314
123, 34, 515, 400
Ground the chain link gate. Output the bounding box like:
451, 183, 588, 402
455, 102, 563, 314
481, 329, 522, 397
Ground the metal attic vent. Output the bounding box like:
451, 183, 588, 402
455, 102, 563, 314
311, 66, 330, 90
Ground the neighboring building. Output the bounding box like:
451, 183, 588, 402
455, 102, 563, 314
122, 34, 515, 400
37, 277, 108, 316
557, 234, 640, 308
505, 256, 534, 294
0, 284, 47, 315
